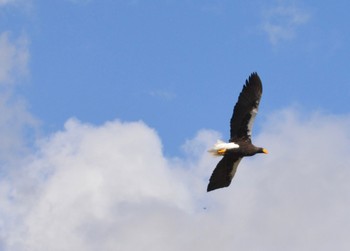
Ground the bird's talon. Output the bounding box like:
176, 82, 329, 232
217, 149, 226, 155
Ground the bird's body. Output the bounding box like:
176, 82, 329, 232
207, 72, 268, 192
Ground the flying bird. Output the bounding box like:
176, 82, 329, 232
207, 72, 268, 192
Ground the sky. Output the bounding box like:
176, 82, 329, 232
0, 0, 350, 250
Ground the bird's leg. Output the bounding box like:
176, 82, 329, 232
217, 149, 226, 155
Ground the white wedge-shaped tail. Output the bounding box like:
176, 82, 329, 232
208, 140, 239, 156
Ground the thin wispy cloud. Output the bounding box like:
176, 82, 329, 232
66, 0, 92, 4
0, 32, 29, 85
0, 0, 31, 7
149, 89, 176, 101
0, 0, 15, 6
0, 32, 37, 164
261, 4, 310, 45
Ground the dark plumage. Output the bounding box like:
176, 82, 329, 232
207, 72, 268, 192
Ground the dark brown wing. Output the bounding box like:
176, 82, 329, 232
230, 72, 262, 142
207, 155, 242, 192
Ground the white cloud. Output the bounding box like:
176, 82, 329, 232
261, 4, 310, 45
0, 93, 38, 163
0, 31, 38, 251
1, 118, 200, 251
0, 32, 29, 85
0, 32, 37, 165
1, 108, 350, 250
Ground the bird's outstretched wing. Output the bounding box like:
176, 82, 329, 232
230, 72, 262, 142
207, 155, 242, 192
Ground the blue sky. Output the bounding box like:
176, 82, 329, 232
2, 0, 350, 156
1, 1, 350, 250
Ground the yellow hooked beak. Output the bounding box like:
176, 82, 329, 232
262, 148, 268, 154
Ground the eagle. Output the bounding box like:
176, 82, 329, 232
207, 72, 268, 192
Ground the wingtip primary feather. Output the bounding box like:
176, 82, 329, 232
248, 72, 263, 92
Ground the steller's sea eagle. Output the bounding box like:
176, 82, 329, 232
207, 72, 268, 192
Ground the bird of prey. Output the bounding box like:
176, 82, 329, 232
207, 72, 268, 192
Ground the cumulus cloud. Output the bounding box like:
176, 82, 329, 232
1, 107, 350, 251
261, 4, 310, 45
1, 119, 203, 251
